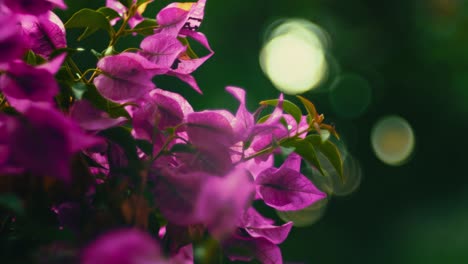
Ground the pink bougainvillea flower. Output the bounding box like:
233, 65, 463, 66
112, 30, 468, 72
2, 0, 66, 15
174, 145, 234, 175
223, 233, 283, 264
226, 87, 285, 146
105, 0, 127, 18
131, 88, 193, 146
0, 54, 65, 111
155, 0, 213, 93
0, 13, 26, 64
184, 109, 237, 174
169, 244, 193, 264
153, 169, 207, 225
240, 207, 293, 245
128, 97, 159, 143
139, 33, 186, 70
225, 86, 255, 141
225, 88, 286, 149
194, 168, 255, 240
0, 105, 100, 182
249, 113, 304, 161
156, 0, 206, 36
186, 110, 236, 151
168, 31, 213, 93
20, 11, 66, 59
0, 114, 23, 175
224, 87, 294, 163
169, 32, 213, 73
81, 229, 166, 264
249, 95, 287, 147
105, 0, 136, 26
94, 52, 165, 102
70, 100, 127, 132
129, 88, 193, 157
147, 88, 193, 128
243, 154, 274, 181
105, 0, 152, 28
255, 153, 326, 211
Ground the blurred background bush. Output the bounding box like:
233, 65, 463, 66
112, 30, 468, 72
59, 0, 468, 263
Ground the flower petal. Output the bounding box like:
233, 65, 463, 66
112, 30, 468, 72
20, 12, 66, 59
195, 168, 254, 239
255, 165, 326, 211
0, 61, 58, 108
70, 100, 127, 132
81, 229, 165, 264
140, 33, 186, 69
94, 53, 162, 102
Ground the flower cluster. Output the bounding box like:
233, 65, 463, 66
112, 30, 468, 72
0, 0, 345, 263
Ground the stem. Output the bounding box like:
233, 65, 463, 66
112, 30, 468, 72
0, 95, 6, 110
74, 68, 99, 83
66, 58, 83, 78
241, 127, 315, 162
64, 63, 76, 80
152, 134, 176, 161
122, 25, 159, 35
85, 69, 101, 84
241, 145, 276, 162
109, 4, 137, 47
121, 47, 141, 53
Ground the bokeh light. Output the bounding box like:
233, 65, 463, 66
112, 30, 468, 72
304, 141, 362, 197
259, 19, 329, 94
371, 116, 415, 166
275, 139, 362, 227
276, 198, 328, 227
329, 74, 372, 119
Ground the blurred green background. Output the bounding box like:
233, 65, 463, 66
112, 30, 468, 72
61, 0, 468, 263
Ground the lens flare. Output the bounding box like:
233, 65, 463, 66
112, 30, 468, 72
260, 19, 328, 94
371, 116, 415, 166
276, 198, 328, 227
304, 142, 362, 197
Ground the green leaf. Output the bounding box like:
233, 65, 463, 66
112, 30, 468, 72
90, 49, 103, 59
279, 116, 289, 130
118, 0, 132, 8
178, 37, 198, 59
25, 50, 37, 65
24, 50, 46, 65
132, 19, 159, 36
256, 114, 290, 130
137, 0, 153, 7
0, 194, 24, 215
319, 130, 330, 142
65, 8, 114, 41
97, 7, 121, 21
256, 114, 270, 124
297, 95, 319, 125
170, 144, 196, 153
260, 99, 302, 124
82, 84, 130, 118
71, 82, 88, 100
306, 135, 344, 180
281, 138, 325, 176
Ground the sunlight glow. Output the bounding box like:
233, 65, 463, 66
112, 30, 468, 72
371, 116, 415, 166
260, 19, 328, 94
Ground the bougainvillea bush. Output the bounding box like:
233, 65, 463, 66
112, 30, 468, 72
0, 0, 346, 263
